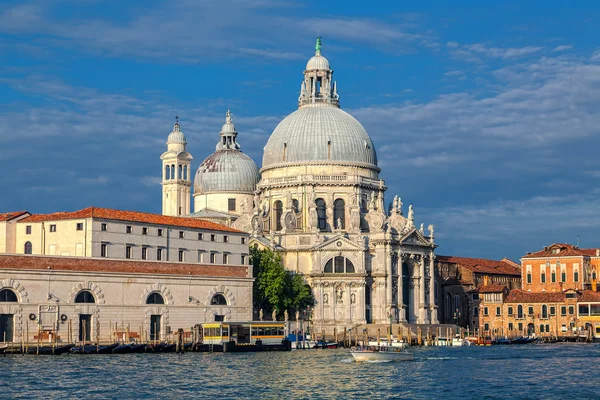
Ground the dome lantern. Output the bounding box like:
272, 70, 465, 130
299, 37, 339, 109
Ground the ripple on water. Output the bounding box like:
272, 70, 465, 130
0, 344, 598, 399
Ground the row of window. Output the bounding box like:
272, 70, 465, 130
25, 223, 244, 246
272, 198, 345, 231
0, 288, 229, 306
165, 164, 188, 181
480, 304, 577, 318
526, 270, 579, 284
101, 243, 246, 264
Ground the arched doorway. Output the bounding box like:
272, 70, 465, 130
527, 323, 535, 336
0, 288, 18, 342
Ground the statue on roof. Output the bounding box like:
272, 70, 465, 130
315, 36, 322, 53
226, 109, 232, 124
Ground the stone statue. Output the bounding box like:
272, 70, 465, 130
419, 223, 424, 234
259, 309, 263, 321
408, 204, 414, 226
226, 109, 232, 123
240, 197, 249, 213
336, 286, 343, 304
392, 195, 398, 213
351, 293, 356, 304
337, 217, 342, 230
369, 192, 376, 211
295, 310, 300, 321
252, 218, 261, 233
397, 197, 403, 215
428, 224, 435, 242
253, 191, 260, 212
272, 309, 277, 321
323, 293, 329, 304
269, 230, 276, 247
284, 309, 289, 322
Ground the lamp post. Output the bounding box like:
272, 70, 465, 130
453, 308, 461, 335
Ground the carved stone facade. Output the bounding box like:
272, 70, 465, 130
182, 38, 440, 328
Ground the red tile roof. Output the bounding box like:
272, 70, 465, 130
476, 284, 507, 293
436, 255, 521, 276
578, 290, 600, 302
0, 254, 249, 278
18, 207, 243, 233
522, 243, 599, 258
504, 289, 566, 303
0, 211, 29, 222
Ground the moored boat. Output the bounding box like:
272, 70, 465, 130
350, 345, 414, 362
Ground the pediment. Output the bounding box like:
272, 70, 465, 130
312, 235, 365, 252
399, 229, 433, 247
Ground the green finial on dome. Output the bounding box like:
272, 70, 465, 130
315, 36, 322, 54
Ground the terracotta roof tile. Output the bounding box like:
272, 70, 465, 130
436, 255, 521, 276
504, 289, 566, 303
18, 207, 243, 233
0, 211, 29, 222
476, 284, 507, 293
578, 290, 600, 302
0, 254, 248, 278
522, 243, 599, 258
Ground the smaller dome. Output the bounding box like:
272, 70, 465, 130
194, 151, 260, 194
306, 54, 330, 70
167, 122, 186, 144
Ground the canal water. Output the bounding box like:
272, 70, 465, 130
0, 343, 598, 399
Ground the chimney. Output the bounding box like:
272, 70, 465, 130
596, 249, 599, 257
483, 275, 490, 286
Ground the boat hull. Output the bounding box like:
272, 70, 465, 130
351, 350, 414, 362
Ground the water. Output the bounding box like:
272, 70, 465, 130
0, 344, 598, 399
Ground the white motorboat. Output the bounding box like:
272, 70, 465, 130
350, 345, 414, 362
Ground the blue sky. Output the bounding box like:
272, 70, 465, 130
2, 0, 600, 262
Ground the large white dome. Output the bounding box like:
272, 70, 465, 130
261, 105, 378, 171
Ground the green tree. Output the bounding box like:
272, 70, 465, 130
251, 247, 314, 318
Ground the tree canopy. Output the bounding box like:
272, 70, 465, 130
250, 247, 314, 318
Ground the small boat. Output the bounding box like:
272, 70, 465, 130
27, 344, 74, 355
112, 344, 133, 354
70, 343, 118, 354
130, 344, 147, 353
315, 341, 339, 349
0, 344, 8, 354
351, 345, 414, 362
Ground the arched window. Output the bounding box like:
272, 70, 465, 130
146, 292, 165, 305
165, 165, 170, 180
517, 305, 523, 319
178, 165, 182, 179
541, 304, 548, 319
593, 270, 597, 280
24, 241, 32, 254
333, 199, 345, 229
0, 288, 18, 302
171, 164, 175, 179
210, 293, 228, 305
183, 165, 188, 180
292, 199, 300, 213
274, 201, 283, 231
324, 256, 355, 273
74, 290, 95, 304
316, 199, 327, 231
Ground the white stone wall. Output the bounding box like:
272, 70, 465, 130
0, 268, 252, 343
12, 218, 250, 266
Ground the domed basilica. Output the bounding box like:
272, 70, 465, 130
160, 38, 438, 327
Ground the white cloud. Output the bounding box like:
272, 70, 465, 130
552, 45, 572, 52
447, 41, 543, 63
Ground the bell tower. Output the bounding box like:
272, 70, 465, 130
161, 117, 192, 216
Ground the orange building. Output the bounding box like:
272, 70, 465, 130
521, 243, 599, 292
476, 243, 600, 341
